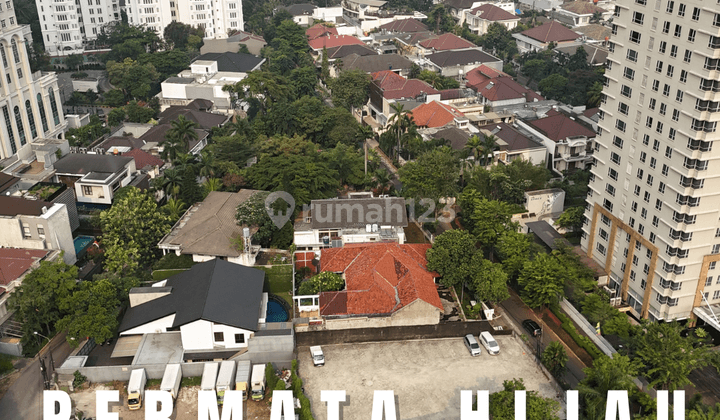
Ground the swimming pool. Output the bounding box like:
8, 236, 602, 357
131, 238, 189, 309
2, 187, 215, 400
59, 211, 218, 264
266, 296, 289, 322
74, 236, 94, 256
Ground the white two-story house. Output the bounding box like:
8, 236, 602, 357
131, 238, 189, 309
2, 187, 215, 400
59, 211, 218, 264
53, 154, 136, 205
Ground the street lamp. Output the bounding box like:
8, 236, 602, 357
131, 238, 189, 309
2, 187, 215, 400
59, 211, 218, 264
33, 331, 50, 341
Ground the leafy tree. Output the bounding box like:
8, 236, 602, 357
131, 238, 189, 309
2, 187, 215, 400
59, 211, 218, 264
330, 69, 371, 111
56, 279, 121, 347
580, 294, 616, 326
568, 46, 589, 72
476, 23, 518, 61
8, 260, 78, 345
578, 355, 641, 420
138, 49, 191, 80
65, 115, 109, 147
468, 255, 509, 303
541, 341, 568, 377
124, 100, 155, 123
587, 81, 604, 108
236, 191, 292, 248
489, 379, 560, 420
203, 177, 222, 195
418, 70, 459, 90
399, 147, 459, 216
104, 89, 126, 107
64, 54, 84, 71
320, 47, 330, 81
687, 404, 720, 420
163, 197, 186, 222
224, 71, 293, 116
163, 21, 203, 50
555, 207, 585, 232
463, 195, 516, 250
99, 187, 171, 273
106, 58, 159, 100
631, 321, 712, 391
425, 4, 455, 33
497, 230, 534, 279
179, 166, 203, 206
325, 143, 365, 188
426, 230, 477, 289
518, 253, 566, 308
290, 66, 318, 98
207, 134, 257, 168
538, 73, 568, 101
298, 272, 345, 295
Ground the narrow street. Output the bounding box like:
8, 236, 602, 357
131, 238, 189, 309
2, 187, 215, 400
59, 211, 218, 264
0, 334, 73, 420
499, 290, 588, 388
366, 138, 402, 191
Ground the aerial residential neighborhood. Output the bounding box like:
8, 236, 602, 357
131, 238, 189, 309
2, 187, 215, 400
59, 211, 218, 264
0, 0, 719, 419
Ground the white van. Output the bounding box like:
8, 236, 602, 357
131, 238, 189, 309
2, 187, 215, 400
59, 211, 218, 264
479, 331, 500, 355
464, 334, 482, 356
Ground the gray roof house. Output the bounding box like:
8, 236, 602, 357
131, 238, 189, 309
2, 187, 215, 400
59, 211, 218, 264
119, 258, 268, 358
53, 154, 136, 205
424, 48, 503, 78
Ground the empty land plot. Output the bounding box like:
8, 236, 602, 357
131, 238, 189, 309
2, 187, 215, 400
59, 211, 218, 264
298, 336, 561, 420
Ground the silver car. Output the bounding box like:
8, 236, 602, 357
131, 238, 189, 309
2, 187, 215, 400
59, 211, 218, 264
464, 334, 482, 356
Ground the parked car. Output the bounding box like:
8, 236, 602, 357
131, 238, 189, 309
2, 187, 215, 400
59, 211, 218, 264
522, 319, 542, 337
463, 334, 482, 357
479, 331, 500, 355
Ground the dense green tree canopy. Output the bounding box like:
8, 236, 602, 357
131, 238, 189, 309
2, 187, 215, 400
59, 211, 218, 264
517, 253, 566, 308
426, 229, 477, 289
298, 272, 345, 295
489, 379, 560, 420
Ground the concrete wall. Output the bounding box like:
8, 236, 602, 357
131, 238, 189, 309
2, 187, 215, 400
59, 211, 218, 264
559, 298, 617, 357
0, 339, 23, 356
52, 186, 80, 232
296, 320, 509, 346
321, 299, 441, 330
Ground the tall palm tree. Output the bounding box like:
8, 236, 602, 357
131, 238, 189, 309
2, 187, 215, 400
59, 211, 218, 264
587, 81, 604, 108
374, 169, 394, 196
389, 103, 413, 159
162, 168, 182, 198
577, 355, 640, 420
203, 177, 222, 195
480, 134, 499, 166
198, 150, 216, 178
163, 197, 186, 221
357, 125, 375, 175
464, 135, 483, 166
167, 115, 199, 154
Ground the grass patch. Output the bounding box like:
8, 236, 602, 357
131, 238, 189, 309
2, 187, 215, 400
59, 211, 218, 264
152, 269, 189, 281
147, 378, 162, 389
153, 254, 196, 270
258, 265, 293, 306
181, 376, 202, 387
404, 222, 429, 244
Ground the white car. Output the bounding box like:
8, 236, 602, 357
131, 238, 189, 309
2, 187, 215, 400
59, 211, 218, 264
464, 334, 482, 356
479, 331, 500, 355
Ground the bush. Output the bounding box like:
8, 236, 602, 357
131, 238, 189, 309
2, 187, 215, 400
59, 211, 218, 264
265, 363, 278, 391
298, 271, 344, 295
152, 253, 196, 270
71, 72, 88, 79
289, 359, 314, 420
550, 306, 603, 359
73, 370, 87, 388
274, 378, 286, 391
0, 354, 13, 376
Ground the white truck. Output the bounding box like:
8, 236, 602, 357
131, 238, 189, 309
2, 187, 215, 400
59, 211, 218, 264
250, 364, 266, 401
235, 361, 252, 401
310, 346, 325, 366
127, 368, 147, 410
160, 364, 182, 400
216, 361, 237, 406
201, 363, 220, 397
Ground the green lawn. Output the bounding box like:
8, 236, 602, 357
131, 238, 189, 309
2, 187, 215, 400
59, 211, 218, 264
404, 222, 429, 243
152, 269, 189, 281
258, 265, 293, 307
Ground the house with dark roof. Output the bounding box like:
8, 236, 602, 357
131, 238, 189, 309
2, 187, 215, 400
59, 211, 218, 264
554, 43, 608, 66
0, 173, 20, 196
425, 48, 502, 78
311, 243, 442, 329
463, 4, 520, 35
0, 196, 76, 265
119, 259, 268, 357
443, 0, 516, 23
158, 190, 263, 265
513, 21, 581, 53
324, 43, 377, 64
294, 193, 408, 251
419, 33, 476, 52
429, 126, 471, 150
465, 64, 544, 109
338, 53, 414, 77
408, 101, 468, 128
200, 31, 268, 56
159, 52, 266, 112
477, 122, 546, 165
53, 154, 136, 205
367, 70, 441, 129
281, 3, 317, 26
0, 248, 58, 355
378, 18, 428, 33
518, 109, 596, 175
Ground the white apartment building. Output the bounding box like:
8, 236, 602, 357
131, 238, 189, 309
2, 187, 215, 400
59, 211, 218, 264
124, 0, 173, 35
582, 0, 720, 331
36, 0, 118, 55
0, 2, 66, 160
175, 0, 244, 39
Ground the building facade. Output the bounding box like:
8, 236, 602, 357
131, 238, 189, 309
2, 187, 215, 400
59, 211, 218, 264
1, 3, 66, 160
36, 0, 118, 55
582, 1, 720, 326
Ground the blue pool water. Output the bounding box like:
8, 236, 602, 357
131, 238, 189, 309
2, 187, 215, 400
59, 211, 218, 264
74, 236, 94, 255
266, 299, 289, 322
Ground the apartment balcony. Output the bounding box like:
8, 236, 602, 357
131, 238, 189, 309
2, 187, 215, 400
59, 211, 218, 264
554, 151, 588, 162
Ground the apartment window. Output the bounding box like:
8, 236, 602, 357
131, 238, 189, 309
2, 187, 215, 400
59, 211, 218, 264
608, 168, 619, 181
711, 36, 720, 49
621, 85, 632, 98
711, 262, 717, 270
673, 24, 682, 38
634, 185, 641, 196
234, 334, 245, 344
662, 21, 670, 34
713, 245, 720, 255
662, 84, 670, 97
631, 201, 638, 212
666, 0, 674, 13
688, 29, 696, 42
214, 332, 223, 342
600, 228, 609, 241
714, 291, 720, 300
650, 157, 657, 169
640, 151, 647, 162
633, 11, 644, 24
613, 135, 624, 148
676, 194, 700, 207
705, 58, 720, 71
597, 243, 607, 256
627, 49, 639, 62
691, 7, 700, 21
641, 207, 648, 219
614, 6, 620, 17
603, 199, 614, 212
687, 139, 713, 152
651, 140, 659, 152
637, 168, 645, 179
652, 80, 660, 92
612, 24, 618, 35
655, 60, 663, 73
676, 90, 684, 102
652, 216, 659, 227
677, 3, 685, 16
643, 134, 650, 146
656, 121, 664, 134
650, 232, 656, 243
83, 186, 92, 196
659, 40, 667, 53
649, 98, 657, 110
715, 13, 720, 27
669, 128, 676, 140
670, 44, 678, 57
716, 228, 720, 238
606, 184, 616, 197
646, 116, 653, 128
684, 49, 692, 63
655, 198, 663, 211
644, 191, 651, 203
647, 174, 654, 186
611, 152, 621, 165
630, 31, 642, 44
601, 214, 611, 226
616, 120, 627, 132
659, 103, 667, 116
623, 67, 635, 81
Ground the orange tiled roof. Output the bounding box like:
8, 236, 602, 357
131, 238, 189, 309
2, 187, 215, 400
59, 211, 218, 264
371, 71, 439, 99
408, 101, 464, 128
308, 35, 364, 50
466, 65, 544, 102
419, 33, 475, 51
319, 243, 442, 316
306, 23, 338, 41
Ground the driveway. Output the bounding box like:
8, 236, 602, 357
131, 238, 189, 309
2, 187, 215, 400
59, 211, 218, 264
298, 337, 563, 420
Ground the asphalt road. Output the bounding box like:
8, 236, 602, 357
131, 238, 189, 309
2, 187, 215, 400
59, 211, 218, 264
0, 335, 73, 420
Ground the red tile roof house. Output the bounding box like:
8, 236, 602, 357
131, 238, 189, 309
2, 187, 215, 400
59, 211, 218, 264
466, 64, 544, 110
0, 248, 56, 355
317, 243, 444, 328
512, 21, 581, 53
306, 23, 339, 41
308, 35, 365, 52
517, 109, 596, 176
367, 70, 440, 130
408, 101, 468, 129
418, 33, 476, 53
463, 4, 520, 36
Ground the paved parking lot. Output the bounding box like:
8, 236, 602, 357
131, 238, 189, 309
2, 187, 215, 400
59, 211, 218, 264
298, 336, 562, 420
